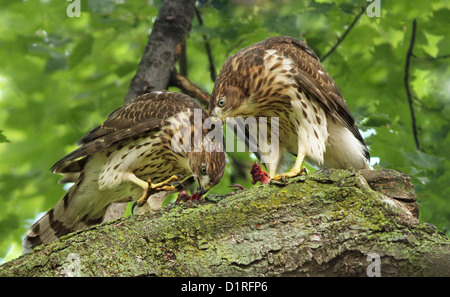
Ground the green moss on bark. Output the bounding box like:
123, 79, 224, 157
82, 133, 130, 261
1, 169, 449, 276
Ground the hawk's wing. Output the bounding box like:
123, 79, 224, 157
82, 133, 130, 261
51, 91, 202, 174
263, 36, 368, 159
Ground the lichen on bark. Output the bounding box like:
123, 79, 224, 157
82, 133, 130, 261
1, 169, 449, 277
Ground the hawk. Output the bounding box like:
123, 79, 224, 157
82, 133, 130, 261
210, 36, 369, 179
23, 91, 225, 253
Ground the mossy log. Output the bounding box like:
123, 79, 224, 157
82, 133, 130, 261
1, 169, 449, 277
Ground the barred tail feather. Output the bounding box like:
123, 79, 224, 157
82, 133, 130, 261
22, 196, 75, 254
22, 177, 108, 254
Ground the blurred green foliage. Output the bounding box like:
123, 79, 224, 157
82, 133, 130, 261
0, 0, 449, 262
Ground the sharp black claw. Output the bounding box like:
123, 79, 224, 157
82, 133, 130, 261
131, 201, 138, 215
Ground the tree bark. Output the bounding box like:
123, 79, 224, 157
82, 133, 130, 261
1, 169, 449, 277
124, 0, 196, 103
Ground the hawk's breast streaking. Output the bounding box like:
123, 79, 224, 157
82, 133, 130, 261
210, 36, 369, 179
23, 91, 225, 253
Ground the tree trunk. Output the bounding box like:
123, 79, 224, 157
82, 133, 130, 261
124, 0, 196, 103
1, 169, 449, 277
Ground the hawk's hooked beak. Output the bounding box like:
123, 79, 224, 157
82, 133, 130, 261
195, 175, 210, 196
212, 107, 232, 122
211, 107, 221, 120
196, 184, 209, 196
210, 115, 223, 125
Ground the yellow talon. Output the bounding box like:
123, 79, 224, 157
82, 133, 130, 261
136, 175, 179, 207
272, 166, 307, 181
155, 185, 176, 192
150, 175, 178, 189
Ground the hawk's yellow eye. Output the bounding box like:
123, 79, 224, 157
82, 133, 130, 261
217, 98, 226, 107
200, 165, 207, 175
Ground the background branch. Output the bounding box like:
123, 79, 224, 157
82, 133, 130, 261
404, 19, 421, 151
320, 5, 366, 62
195, 8, 217, 82
169, 70, 211, 107
179, 42, 188, 77
124, 0, 197, 103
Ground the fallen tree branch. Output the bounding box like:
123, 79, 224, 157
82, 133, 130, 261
2, 169, 449, 277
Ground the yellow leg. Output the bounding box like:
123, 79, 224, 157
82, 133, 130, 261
149, 175, 178, 190
272, 153, 306, 181
127, 173, 178, 207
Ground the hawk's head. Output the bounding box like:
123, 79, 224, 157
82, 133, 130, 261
189, 150, 225, 195
210, 43, 264, 120
210, 80, 248, 121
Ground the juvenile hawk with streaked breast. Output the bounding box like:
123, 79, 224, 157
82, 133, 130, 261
210, 36, 369, 179
23, 91, 225, 253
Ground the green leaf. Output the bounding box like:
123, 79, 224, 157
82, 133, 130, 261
309, 1, 335, 13
402, 150, 443, 170
0, 130, 10, 143
88, 0, 117, 15
422, 31, 444, 58
45, 53, 68, 72
69, 35, 94, 68
115, 62, 137, 78
363, 113, 392, 128
338, 3, 358, 14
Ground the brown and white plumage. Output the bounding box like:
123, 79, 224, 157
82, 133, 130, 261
210, 36, 369, 178
23, 91, 225, 253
